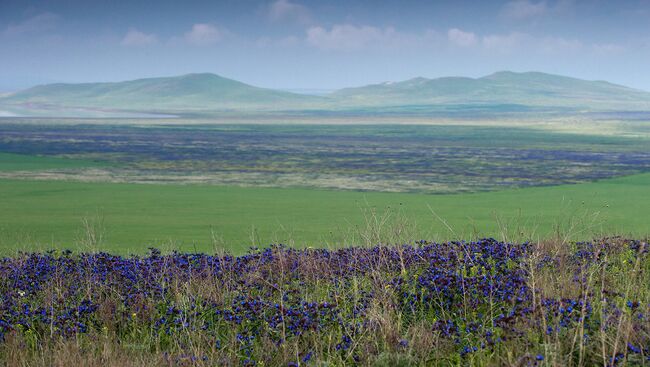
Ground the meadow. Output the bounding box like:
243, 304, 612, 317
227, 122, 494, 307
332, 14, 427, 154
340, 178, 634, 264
0, 152, 107, 172
1, 119, 650, 254
0, 170, 649, 255
0, 118, 649, 366
1, 121, 650, 193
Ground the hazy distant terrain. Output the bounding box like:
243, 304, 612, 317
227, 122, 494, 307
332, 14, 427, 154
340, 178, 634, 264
2, 71, 650, 117
333, 71, 650, 110
0, 73, 323, 115
1, 122, 650, 193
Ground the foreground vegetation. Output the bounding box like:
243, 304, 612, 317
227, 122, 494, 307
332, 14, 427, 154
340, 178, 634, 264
0, 238, 647, 366
1, 172, 650, 254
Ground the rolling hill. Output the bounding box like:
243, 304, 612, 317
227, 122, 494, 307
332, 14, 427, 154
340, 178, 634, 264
332, 71, 650, 110
1, 71, 650, 116
0, 73, 323, 113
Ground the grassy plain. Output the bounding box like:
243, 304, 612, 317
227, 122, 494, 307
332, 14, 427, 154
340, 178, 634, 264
1, 121, 649, 193
0, 152, 107, 171
1, 118, 648, 254
0, 172, 648, 254
0, 118, 648, 366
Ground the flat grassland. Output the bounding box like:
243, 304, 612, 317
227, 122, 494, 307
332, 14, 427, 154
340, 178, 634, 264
0, 118, 649, 366
0, 118, 648, 254
0, 152, 108, 171
1, 172, 648, 254
1, 121, 649, 193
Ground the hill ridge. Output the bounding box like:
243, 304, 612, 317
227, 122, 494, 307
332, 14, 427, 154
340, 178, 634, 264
2, 71, 650, 114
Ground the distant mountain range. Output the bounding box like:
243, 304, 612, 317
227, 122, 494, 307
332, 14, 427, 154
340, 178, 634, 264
0, 73, 322, 113
1, 71, 650, 116
332, 71, 650, 109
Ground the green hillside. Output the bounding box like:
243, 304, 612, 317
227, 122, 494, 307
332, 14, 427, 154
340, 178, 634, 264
332, 71, 650, 110
0, 73, 323, 112
3, 71, 650, 115
0, 173, 648, 254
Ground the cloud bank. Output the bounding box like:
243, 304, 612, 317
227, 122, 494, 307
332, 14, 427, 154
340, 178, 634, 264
121, 28, 158, 46
3, 12, 59, 37
184, 23, 222, 45
447, 28, 478, 47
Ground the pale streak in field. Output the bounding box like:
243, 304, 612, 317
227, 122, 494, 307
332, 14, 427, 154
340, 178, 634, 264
0, 168, 459, 193
5, 116, 648, 138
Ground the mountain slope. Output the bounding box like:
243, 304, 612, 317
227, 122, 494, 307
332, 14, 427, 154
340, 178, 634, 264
331, 71, 650, 110
2, 71, 650, 116
0, 73, 323, 112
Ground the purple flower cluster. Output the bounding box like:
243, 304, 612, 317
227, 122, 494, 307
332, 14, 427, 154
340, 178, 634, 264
0, 238, 647, 365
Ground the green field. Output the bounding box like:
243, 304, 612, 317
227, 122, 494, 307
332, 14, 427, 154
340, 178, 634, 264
1, 120, 649, 255
0, 152, 106, 171
1, 172, 648, 254
2, 122, 650, 193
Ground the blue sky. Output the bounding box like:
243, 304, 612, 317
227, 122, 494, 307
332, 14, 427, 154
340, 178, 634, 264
1, 0, 649, 91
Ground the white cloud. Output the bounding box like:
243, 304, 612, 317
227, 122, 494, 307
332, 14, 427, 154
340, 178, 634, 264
447, 28, 477, 47
479, 32, 589, 56
121, 28, 158, 46
442, 27, 619, 59
3, 12, 59, 37
268, 0, 312, 24
537, 36, 583, 54
306, 24, 401, 50
262, 25, 439, 51
184, 23, 222, 45
501, 0, 548, 20
444, 28, 594, 56
592, 43, 625, 55
482, 32, 527, 52
305, 25, 437, 51
302, 24, 591, 55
